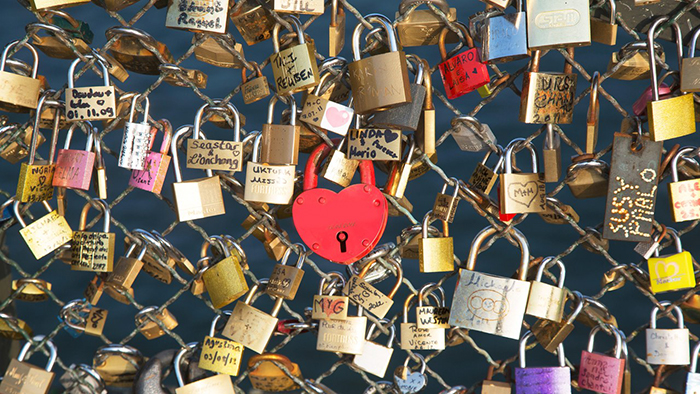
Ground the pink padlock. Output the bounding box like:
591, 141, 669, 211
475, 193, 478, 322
52, 121, 97, 190
632, 83, 671, 115
578, 324, 626, 394
129, 119, 172, 195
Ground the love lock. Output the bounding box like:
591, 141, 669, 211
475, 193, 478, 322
393, 354, 428, 393
293, 142, 388, 264
132, 345, 208, 394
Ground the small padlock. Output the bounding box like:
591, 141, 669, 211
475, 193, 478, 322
241, 61, 270, 104
469, 146, 504, 195
71, 198, 115, 273
166, 0, 228, 33
646, 301, 690, 365
438, 22, 490, 99
262, 95, 301, 165
353, 319, 396, 378
29, 16, 91, 60
65, 55, 116, 122
415, 283, 450, 329
135, 305, 178, 340
590, 0, 618, 45
647, 228, 696, 294
608, 41, 664, 81
118, 94, 153, 170
187, 101, 243, 172
175, 343, 236, 394
578, 324, 626, 394
270, 16, 319, 95
0, 335, 57, 394
171, 124, 226, 222
400, 291, 445, 350
59, 299, 108, 337
349, 14, 412, 114
60, 364, 107, 394
53, 121, 96, 190
92, 344, 145, 388
526, 257, 566, 322
520, 49, 578, 124
11, 277, 53, 302
530, 291, 584, 353
199, 312, 244, 376
416, 59, 436, 157
482, 363, 511, 394
432, 178, 460, 223
0, 41, 42, 109
565, 156, 610, 199
667, 147, 700, 222
372, 54, 427, 131
682, 29, 700, 93
105, 26, 174, 75
312, 272, 349, 321
515, 330, 571, 394
394, 0, 457, 46
317, 301, 367, 354
267, 245, 306, 300
451, 115, 498, 153
228, 0, 275, 44
542, 124, 561, 183
384, 137, 415, 200
202, 237, 249, 309
0, 123, 45, 164
16, 93, 61, 203
320, 137, 359, 188
248, 353, 303, 392
687, 341, 700, 393
14, 199, 72, 260
646, 17, 696, 141
345, 259, 403, 319
394, 354, 429, 394
418, 211, 453, 273
0, 312, 33, 340
244, 131, 296, 205
499, 139, 546, 214
300, 71, 354, 136
526, 0, 590, 49
481, 0, 528, 64
129, 119, 172, 194
450, 225, 531, 339
105, 239, 148, 291
222, 279, 283, 354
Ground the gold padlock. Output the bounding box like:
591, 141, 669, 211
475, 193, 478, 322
134, 306, 178, 340
248, 353, 303, 392
418, 211, 453, 273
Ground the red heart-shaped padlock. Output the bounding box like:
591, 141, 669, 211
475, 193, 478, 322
293, 144, 388, 264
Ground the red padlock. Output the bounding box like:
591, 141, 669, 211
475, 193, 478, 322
293, 143, 388, 265
437, 22, 490, 100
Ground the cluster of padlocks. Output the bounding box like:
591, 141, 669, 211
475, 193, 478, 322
2, 0, 700, 392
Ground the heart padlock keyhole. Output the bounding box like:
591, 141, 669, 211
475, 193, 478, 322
336, 231, 348, 253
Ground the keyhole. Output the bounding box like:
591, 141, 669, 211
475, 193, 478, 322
336, 231, 348, 253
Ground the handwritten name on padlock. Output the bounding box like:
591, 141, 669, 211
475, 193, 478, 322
347, 128, 402, 161
344, 275, 393, 318
187, 139, 242, 172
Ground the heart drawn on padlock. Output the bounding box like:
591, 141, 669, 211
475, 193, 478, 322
324, 105, 352, 129
653, 259, 680, 280
394, 370, 428, 394
507, 182, 538, 207
293, 144, 388, 265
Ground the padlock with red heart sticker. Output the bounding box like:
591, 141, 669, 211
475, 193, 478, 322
293, 143, 388, 265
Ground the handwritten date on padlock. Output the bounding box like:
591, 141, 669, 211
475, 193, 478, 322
344, 275, 393, 319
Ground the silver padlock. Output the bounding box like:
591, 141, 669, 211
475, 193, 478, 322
118, 94, 151, 170
526, 256, 566, 322
527, 0, 591, 50
687, 340, 700, 393
481, 0, 529, 64
353, 319, 396, 378
450, 116, 497, 152
371, 54, 427, 131
60, 364, 108, 394
646, 301, 690, 365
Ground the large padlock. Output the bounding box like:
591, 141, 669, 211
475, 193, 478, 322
53, 121, 96, 190
16, 94, 61, 203
270, 16, 319, 95
372, 54, 427, 131
0, 41, 41, 109
267, 245, 306, 300
293, 143, 388, 265
531, 291, 584, 353
578, 325, 626, 394
646, 301, 690, 365
0, 335, 57, 394
165, 0, 228, 33
201, 237, 249, 309
400, 291, 445, 350
187, 101, 243, 172
348, 14, 411, 114
317, 302, 367, 354
449, 225, 531, 339
438, 22, 490, 99
481, 0, 528, 64
14, 199, 72, 260
135, 305, 179, 340
647, 228, 695, 294
71, 198, 115, 273
520, 50, 577, 124
171, 124, 226, 222
299, 71, 354, 137
65, 55, 116, 122
498, 139, 546, 214
418, 211, 453, 273
526, 0, 590, 49
248, 353, 303, 392
646, 17, 695, 141
526, 256, 566, 322
129, 119, 172, 194
222, 280, 283, 354
175, 343, 236, 394
394, 0, 457, 46
515, 330, 571, 394
667, 146, 700, 222
262, 95, 301, 165
118, 94, 153, 170
353, 319, 395, 378
244, 131, 296, 205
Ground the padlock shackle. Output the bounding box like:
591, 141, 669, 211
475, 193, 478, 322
403, 289, 441, 323
64, 121, 96, 151
439, 177, 460, 200
18, 335, 57, 371
421, 210, 448, 238
26, 22, 74, 49
241, 61, 263, 84
131, 229, 168, 263
690, 26, 700, 57
0, 40, 39, 79
439, 22, 472, 62
194, 101, 241, 142
171, 124, 213, 182
319, 271, 346, 295
248, 353, 295, 371
79, 198, 111, 232
691, 340, 700, 372
268, 94, 297, 125
358, 258, 403, 299
652, 227, 683, 257
209, 310, 232, 337
465, 225, 530, 280
105, 26, 160, 48
128, 93, 150, 125
244, 278, 283, 317
281, 244, 307, 269
587, 72, 600, 129
405, 54, 425, 85
41, 9, 80, 28
647, 16, 683, 101
402, 353, 426, 374
504, 138, 538, 174
518, 330, 565, 368
272, 15, 306, 54
303, 142, 375, 190
331, 0, 342, 26
534, 257, 566, 288
312, 72, 337, 96
150, 119, 172, 155
650, 300, 684, 329
365, 318, 395, 346
587, 324, 623, 358
606, 0, 617, 25
13, 200, 53, 228
398, 0, 450, 15
418, 282, 446, 308
174, 342, 198, 387
564, 291, 585, 325
352, 14, 398, 62
68, 54, 110, 89
134, 305, 160, 326
31, 92, 63, 166
670, 146, 697, 182
59, 299, 88, 333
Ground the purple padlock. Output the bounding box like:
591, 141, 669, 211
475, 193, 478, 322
515, 330, 572, 394
632, 83, 672, 116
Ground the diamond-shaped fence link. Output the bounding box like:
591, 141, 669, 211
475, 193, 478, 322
0, 0, 698, 393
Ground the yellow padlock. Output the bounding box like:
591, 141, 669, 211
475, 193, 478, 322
648, 228, 696, 294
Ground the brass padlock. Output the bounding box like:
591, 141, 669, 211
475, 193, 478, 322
248, 353, 303, 392
395, 0, 458, 46
345, 259, 403, 319
11, 278, 53, 302
229, 0, 276, 46
542, 124, 561, 183
0, 123, 45, 164
526, 257, 566, 322
590, 0, 618, 45
565, 156, 610, 199
328, 0, 345, 56
432, 177, 460, 223
418, 211, 453, 273
176, 343, 237, 393
30, 0, 89, 9
134, 306, 178, 340
321, 137, 359, 188
92, 344, 145, 387
520, 49, 577, 124
199, 312, 244, 376
270, 16, 320, 95
273, 0, 323, 14
241, 61, 270, 104
400, 291, 445, 350
244, 131, 296, 205
261, 95, 301, 165
166, 0, 229, 33
317, 303, 367, 354
188, 101, 244, 172
645, 17, 695, 141
222, 279, 283, 353
267, 245, 306, 300
531, 291, 584, 353
416, 59, 436, 157
59, 299, 107, 337
105, 240, 147, 291
0, 312, 33, 340
28, 20, 91, 60
312, 272, 349, 321
71, 198, 116, 273
415, 282, 450, 329
193, 34, 245, 68
498, 139, 546, 214
482, 363, 511, 394
14, 200, 72, 260
201, 237, 249, 309
608, 41, 664, 81
0, 41, 42, 110
105, 26, 174, 75
0, 335, 57, 394
469, 146, 504, 195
